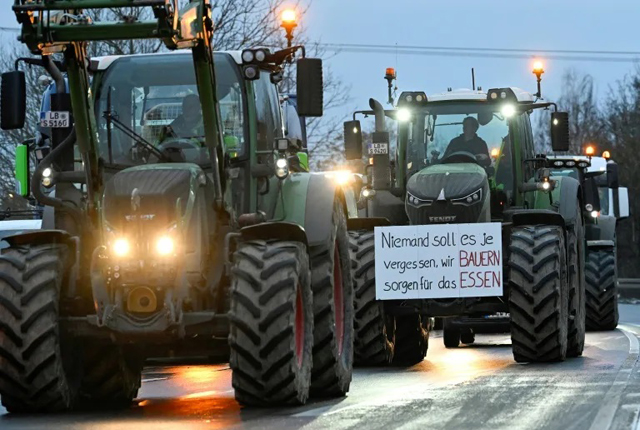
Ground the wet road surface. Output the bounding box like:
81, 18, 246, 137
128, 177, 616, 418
2, 304, 639, 430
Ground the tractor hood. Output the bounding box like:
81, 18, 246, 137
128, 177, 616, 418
405, 163, 490, 224
102, 163, 204, 234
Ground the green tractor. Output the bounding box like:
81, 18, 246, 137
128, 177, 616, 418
548, 152, 629, 330
0, 0, 354, 412
345, 75, 588, 363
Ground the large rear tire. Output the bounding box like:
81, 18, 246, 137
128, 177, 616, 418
567, 215, 586, 357
348, 231, 395, 366
309, 199, 353, 397
393, 314, 430, 365
229, 240, 313, 406
0, 244, 82, 413
508, 226, 569, 363
585, 249, 618, 331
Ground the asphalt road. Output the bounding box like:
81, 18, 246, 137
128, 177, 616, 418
2, 305, 640, 430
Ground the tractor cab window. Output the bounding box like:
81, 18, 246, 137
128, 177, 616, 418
403, 103, 514, 194
96, 53, 246, 167
254, 71, 284, 151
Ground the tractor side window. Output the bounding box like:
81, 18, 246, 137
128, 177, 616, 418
254, 72, 282, 151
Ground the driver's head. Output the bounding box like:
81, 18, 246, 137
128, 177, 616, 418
182, 94, 201, 119
463, 117, 479, 139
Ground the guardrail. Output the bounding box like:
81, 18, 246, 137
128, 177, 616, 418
619, 278, 640, 299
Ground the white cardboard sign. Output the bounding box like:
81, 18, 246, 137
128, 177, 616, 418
374, 223, 503, 300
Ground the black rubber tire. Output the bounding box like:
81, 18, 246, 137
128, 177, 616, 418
508, 226, 569, 363
348, 231, 395, 366
78, 345, 142, 409
393, 314, 430, 366
433, 318, 443, 330
585, 249, 619, 331
442, 319, 460, 348
460, 332, 476, 345
229, 240, 313, 406
0, 244, 83, 413
567, 215, 586, 357
309, 199, 353, 397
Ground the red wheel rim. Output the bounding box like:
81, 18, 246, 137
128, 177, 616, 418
333, 242, 345, 357
295, 284, 304, 368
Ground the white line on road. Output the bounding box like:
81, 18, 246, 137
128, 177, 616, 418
587, 328, 640, 430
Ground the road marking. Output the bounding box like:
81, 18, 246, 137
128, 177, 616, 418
587, 328, 639, 430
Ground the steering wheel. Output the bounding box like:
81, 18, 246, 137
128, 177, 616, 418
440, 150, 479, 165
158, 138, 201, 152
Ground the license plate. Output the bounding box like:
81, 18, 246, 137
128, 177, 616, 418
40, 111, 70, 128
368, 143, 388, 155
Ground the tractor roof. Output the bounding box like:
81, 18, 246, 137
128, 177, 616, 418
91, 50, 243, 71
427, 87, 535, 103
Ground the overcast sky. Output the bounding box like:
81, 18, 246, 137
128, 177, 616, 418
2, 0, 639, 120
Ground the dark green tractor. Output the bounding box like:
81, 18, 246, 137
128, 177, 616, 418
0, 0, 353, 412
345, 85, 587, 363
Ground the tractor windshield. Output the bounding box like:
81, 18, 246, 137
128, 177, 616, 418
402, 102, 513, 189
95, 52, 246, 168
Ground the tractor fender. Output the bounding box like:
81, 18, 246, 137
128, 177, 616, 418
587, 239, 615, 249
509, 209, 565, 228
595, 215, 616, 242
303, 174, 346, 248
555, 176, 582, 227
2, 229, 75, 248
239, 222, 308, 248
347, 217, 391, 231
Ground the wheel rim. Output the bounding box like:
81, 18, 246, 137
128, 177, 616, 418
333, 242, 345, 357
295, 284, 305, 368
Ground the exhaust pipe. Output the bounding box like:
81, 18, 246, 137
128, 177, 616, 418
368, 98, 391, 190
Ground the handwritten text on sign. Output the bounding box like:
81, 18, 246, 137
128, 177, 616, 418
374, 223, 503, 300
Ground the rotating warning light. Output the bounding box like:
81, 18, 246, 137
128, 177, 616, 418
533, 61, 545, 75
585, 145, 595, 156
602, 150, 611, 159
282, 9, 297, 24
385, 68, 397, 80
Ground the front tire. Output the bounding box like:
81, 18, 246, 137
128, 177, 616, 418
508, 226, 569, 363
393, 314, 430, 365
349, 231, 395, 366
309, 199, 354, 397
443, 319, 460, 348
0, 244, 82, 413
585, 249, 618, 331
229, 240, 313, 406
567, 214, 586, 357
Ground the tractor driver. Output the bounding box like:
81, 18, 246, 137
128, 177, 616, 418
160, 94, 204, 141
443, 116, 490, 164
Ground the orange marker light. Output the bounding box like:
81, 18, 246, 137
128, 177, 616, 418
602, 150, 611, 159
585, 146, 595, 156
533, 61, 544, 72
491, 148, 500, 158
385, 68, 397, 79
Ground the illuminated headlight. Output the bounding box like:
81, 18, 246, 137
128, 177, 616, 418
407, 192, 432, 208
452, 188, 482, 206
591, 210, 600, 218
501, 104, 516, 118
113, 238, 130, 257
541, 181, 551, 190
326, 170, 352, 186
42, 167, 54, 187
156, 236, 175, 256
553, 160, 564, 167
397, 108, 412, 122
275, 158, 289, 179
361, 188, 376, 199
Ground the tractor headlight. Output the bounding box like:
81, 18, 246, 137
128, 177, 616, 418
591, 210, 600, 218
325, 170, 352, 186
452, 188, 482, 206
113, 238, 130, 257
397, 108, 412, 122
275, 158, 289, 179
501, 104, 516, 118
156, 236, 175, 256
407, 192, 432, 208
42, 167, 54, 187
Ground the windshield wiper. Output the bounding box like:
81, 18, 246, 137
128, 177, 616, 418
102, 107, 171, 163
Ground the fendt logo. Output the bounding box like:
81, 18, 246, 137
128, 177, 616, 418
429, 215, 456, 223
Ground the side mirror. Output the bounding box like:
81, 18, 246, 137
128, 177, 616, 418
344, 120, 363, 160
617, 187, 630, 219
15, 143, 30, 197
296, 58, 323, 117
1, 71, 26, 130
550, 112, 569, 152
583, 177, 601, 213
606, 161, 619, 188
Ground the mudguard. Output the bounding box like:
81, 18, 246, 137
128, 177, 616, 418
239, 222, 308, 248
2, 229, 75, 248
347, 217, 391, 231
273, 172, 345, 248
508, 209, 565, 228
